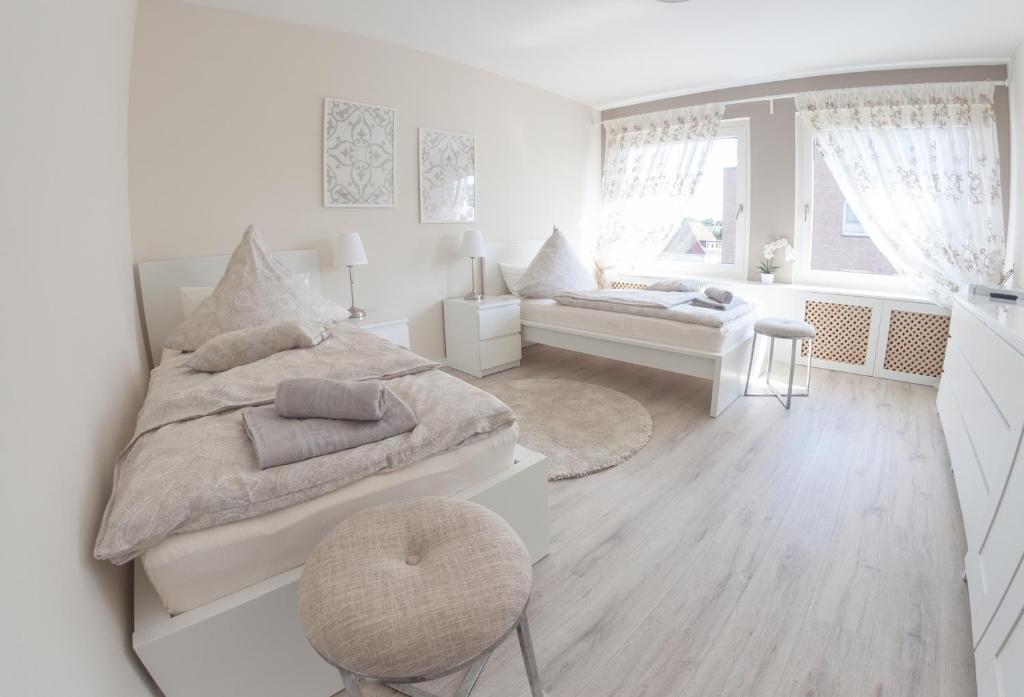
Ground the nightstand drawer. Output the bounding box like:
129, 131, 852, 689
480, 335, 521, 370
478, 304, 521, 340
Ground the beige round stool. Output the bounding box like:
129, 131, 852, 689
744, 317, 816, 409
298, 497, 544, 697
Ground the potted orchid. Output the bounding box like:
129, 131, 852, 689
759, 238, 795, 284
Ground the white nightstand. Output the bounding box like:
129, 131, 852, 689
443, 296, 521, 378
344, 311, 410, 349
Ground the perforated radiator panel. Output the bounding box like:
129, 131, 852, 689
882, 310, 950, 377
802, 300, 873, 365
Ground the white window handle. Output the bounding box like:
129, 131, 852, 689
803, 204, 810, 222
736, 203, 744, 220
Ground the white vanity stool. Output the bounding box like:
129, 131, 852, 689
744, 317, 816, 409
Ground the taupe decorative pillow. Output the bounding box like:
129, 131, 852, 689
186, 320, 330, 373
164, 226, 346, 350
516, 227, 597, 299
646, 278, 702, 292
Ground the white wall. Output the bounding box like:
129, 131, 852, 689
1010, 43, 1024, 287
0, 2, 154, 695
128, 0, 600, 360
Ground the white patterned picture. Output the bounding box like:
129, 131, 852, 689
419, 128, 476, 223
323, 98, 396, 207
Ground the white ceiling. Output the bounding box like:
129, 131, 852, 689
181, 0, 1024, 108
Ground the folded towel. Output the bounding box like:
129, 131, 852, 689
646, 278, 702, 292
276, 378, 387, 421
705, 287, 733, 304
690, 296, 744, 311
242, 395, 418, 469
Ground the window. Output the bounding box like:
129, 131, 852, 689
841, 202, 867, 237
794, 120, 910, 292
639, 119, 749, 279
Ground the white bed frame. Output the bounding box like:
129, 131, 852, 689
485, 240, 757, 418
132, 249, 551, 697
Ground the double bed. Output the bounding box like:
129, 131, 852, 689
484, 240, 759, 417
119, 246, 549, 697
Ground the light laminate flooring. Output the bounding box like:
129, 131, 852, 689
392, 345, 974, 697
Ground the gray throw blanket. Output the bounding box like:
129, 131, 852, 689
276, 378, 387, 420
243, 395, 417, 469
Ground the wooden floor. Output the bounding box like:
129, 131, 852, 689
419, 345, 975, 697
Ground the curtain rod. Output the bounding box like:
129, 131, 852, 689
720, 79, 1009, 108
602, 79, 1010, 120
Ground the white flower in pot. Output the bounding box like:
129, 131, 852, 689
759, 238, 795, 284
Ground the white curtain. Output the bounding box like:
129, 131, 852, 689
593, 103, 725, 283
795, 82, 1005, 305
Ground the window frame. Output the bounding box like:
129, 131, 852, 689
793, 118, 916, 294
634, 118, 751, 281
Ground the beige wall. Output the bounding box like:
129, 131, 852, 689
1010, 45, 1024, 287
0, 1, 154, 695
129, 0, 600, 359
603, 65, 1012, 283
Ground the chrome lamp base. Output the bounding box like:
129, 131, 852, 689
348, 306, 366, 319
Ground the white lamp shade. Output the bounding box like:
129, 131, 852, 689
460, 230, 486, 258
335, 233, 368, 266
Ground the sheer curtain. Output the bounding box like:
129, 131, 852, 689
795, 82, 1005, 305
593, 103, 725, 284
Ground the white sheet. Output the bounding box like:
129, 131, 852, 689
142, 423, 518, 615
521, 299, 757, 354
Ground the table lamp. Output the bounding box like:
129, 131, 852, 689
335, 232, 368, 319
460, 230, 486, 301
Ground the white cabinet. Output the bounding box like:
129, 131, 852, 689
344, 313, 410, 349
936, 296, 1024, 697
443, 296, 521, 378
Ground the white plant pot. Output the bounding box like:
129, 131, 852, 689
761, 273, 775, 284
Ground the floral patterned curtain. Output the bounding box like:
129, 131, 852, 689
593, 103, 726, 283
795, 82, 1005, 306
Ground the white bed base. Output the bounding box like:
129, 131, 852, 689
133, 445, 549, 697
482, 238, 756, 417
522, 320, 754, 417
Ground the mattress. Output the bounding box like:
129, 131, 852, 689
142, 424, 518, 615
521, 299, 757, 354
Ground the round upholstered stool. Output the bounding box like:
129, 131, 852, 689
744, 317, 816, 409
298, 497, 544, 697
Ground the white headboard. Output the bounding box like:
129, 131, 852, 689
482, 240, 545, 296
137, 249, 321, 366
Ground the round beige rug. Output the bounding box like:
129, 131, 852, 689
479, 378, 652, 480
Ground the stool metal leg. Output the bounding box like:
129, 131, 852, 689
743, 332, 758, 396
516, 614, 545, 697
785, 338, 797, 409
340, 670, 365, 697
454, 653, 491, 697
805, 338, 813, 395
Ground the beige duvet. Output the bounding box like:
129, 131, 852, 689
93, 324, 515, 564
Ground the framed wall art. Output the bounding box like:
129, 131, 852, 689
419, 128, 476, 223
323, 98, 396, 207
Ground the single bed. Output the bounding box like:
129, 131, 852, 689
127, 248, 549, 697
485, 240, 759, 417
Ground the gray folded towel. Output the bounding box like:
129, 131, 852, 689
705, 286, 734, 304
276, 378, 387, 421
690, 296, 744, 311
242, 395, 418, 469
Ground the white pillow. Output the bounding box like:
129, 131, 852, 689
179, 273, 311, 318
498, 262, 529, 296
516, 227, 597, 299
164, 226, 346, 351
